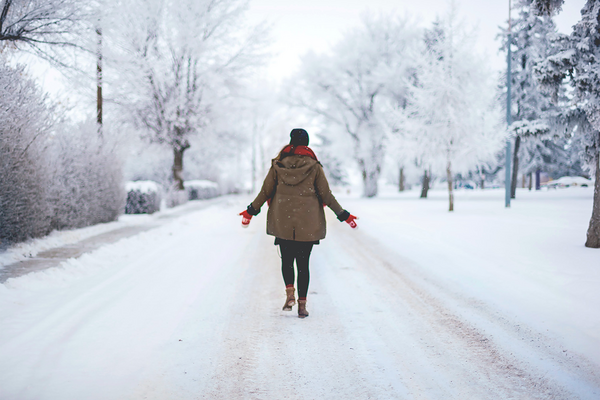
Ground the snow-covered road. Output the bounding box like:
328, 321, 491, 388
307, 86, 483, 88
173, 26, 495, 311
0, 192, 598, 399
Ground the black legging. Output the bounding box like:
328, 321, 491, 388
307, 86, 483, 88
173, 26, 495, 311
279, 240, 314, 299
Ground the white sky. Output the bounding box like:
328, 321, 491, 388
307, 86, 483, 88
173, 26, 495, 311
246, 0, 587, 82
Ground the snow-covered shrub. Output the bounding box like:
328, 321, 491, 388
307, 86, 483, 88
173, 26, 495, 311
125, 181, 161, 214
0, 63, 53, 244
47, 121, 125, 230
0, 62, 125, 245
186, 180, 219, 200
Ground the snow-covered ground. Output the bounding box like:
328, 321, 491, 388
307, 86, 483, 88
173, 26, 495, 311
0, 188, 598, 399
0, 199, 219, 269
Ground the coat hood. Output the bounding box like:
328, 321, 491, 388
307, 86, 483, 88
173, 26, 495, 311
272, 155, 318, 186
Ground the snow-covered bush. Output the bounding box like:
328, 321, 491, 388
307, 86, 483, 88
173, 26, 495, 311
0, 62, 125, 244
125, 181, 161, 214
0, 63, 53, 243
47, 121, 125, 230
186, 180, 219, 200
0, 65, 124, 243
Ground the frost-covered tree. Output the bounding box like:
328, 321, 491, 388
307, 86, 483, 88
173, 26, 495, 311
402, 10, 504, 211
500, 0, 563, 198
0, 0, 86, 65
397, 21, 442, 199
535, 0, 600, 248
289, 13, 419, 197
0, 0, 81, 45
114, 0, 264, 191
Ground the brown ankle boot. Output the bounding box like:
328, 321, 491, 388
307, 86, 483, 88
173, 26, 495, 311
297, 299, 309, 318
282, 287, 295, 311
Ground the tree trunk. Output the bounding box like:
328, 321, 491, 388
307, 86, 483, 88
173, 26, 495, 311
528, 172, 533, 191
251, 125, 256, 193
522, 174, 525, 188
172, 146, 189, 191
535, 169, 541, 190
585, 155, 600, 248
447, 162, 454, 212
361, 165, 380, 198
420, 170, 430, 198
510, 136, 520, 199
399, 167, 405, 192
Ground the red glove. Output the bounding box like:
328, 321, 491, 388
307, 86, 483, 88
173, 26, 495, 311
239, 210, 252, 228
346, 214, 358, 229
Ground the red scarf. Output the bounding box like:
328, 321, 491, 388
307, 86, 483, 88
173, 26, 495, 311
281, 145, 318, 161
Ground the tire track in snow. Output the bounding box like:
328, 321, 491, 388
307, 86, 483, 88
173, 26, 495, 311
197, 206, 592, 399
4, 198, 596, 399
202, 228, 271, 400
201, 216, 377, 399
0, 202, 246, 400
320, 216, 599, 399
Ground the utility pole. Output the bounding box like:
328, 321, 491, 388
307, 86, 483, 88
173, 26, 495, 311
505, 0, 512, 208
96, 24, 103, 137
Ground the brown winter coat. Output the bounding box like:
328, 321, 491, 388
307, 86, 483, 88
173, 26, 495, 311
250, 155, 345, 242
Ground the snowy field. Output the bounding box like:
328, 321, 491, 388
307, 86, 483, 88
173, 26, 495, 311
0, 188, 598, 399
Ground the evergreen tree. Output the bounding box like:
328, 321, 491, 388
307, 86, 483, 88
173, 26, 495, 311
531, 0, 564, 16
500, 0, 562, 198
535, 0, 600, 248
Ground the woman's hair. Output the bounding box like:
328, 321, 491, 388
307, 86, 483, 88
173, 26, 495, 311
275, 129, 310, 161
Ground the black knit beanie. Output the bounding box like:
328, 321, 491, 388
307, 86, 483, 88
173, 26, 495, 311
290, 128, 309, 146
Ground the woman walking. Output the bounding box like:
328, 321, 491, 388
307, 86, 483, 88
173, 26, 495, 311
239, 128, 357, 318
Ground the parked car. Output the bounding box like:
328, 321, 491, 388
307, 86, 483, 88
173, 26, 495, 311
544, 176, 593, 189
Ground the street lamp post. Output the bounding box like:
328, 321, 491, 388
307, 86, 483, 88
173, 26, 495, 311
505, 0, 512, 208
